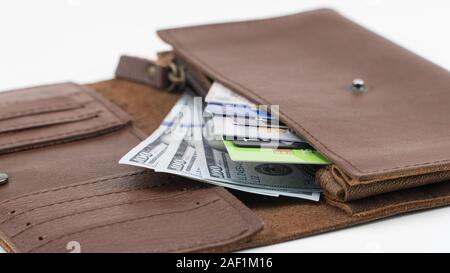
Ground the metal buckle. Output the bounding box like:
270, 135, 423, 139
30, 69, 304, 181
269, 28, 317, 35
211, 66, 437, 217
167, 62, 186, 91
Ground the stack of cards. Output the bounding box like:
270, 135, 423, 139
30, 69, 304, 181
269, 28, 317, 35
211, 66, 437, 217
204, 82, 330, 165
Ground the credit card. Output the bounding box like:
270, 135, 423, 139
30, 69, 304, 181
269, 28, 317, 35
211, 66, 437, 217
231, 116, 288, 129
223, 140, 330, 165
209, 116, 303, 142
204, 103, 273, 120
205, 82, 255, 106
232, 138, 313, 149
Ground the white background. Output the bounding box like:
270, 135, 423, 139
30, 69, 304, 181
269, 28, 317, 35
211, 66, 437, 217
0, 0, 449, 252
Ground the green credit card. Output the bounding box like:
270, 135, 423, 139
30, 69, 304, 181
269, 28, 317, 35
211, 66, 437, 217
223, 140, 330, 165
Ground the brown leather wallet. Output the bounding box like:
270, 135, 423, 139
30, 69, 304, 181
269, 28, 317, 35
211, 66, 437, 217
2, 8, 450, 252
113, 9, 450, 247
0, 83, 262, 252
154, 9, 450, 203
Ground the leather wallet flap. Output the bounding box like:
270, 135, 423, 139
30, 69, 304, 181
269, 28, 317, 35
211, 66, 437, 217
0, 171, 262, 253
157, 9, 450, 183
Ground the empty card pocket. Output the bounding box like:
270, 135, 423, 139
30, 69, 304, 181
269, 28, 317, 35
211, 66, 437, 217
0, 82, 131, 154
0, 96, 83, 121
0, 96, 100, 134
0, 170, 261, 253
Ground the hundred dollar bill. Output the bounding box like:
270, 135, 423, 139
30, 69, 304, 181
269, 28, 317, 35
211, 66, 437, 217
195, 138, 321, 201
155, 127, 199, 176
197, 125, 322, 196
205, 82, 255, 107
118, 92, 193, 169
155, 126, 286, 197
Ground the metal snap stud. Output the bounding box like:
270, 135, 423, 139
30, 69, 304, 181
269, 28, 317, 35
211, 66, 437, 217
147, 65, 157, 78
351, 78, 367, 93
0, 173, 8, 185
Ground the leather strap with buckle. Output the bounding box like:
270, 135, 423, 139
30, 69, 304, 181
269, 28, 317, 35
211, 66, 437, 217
115, 52, 185, 91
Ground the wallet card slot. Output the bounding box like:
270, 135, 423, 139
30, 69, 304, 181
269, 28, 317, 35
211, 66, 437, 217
3, 177, 187, 239
0, 96, 83, 121
0, 170, 261, 253
0, 170, 153, 223
9, 188, 189, 239
0, 108, 101, 134
0, 82, 131, 155
25, 196, 221, 253
0, 171, 175, 246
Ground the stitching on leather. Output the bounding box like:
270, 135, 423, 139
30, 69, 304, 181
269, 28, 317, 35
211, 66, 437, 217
162, 229, 249, 253
0, 102, 82, 120
11, 183, 182, 238
28, 198, 221, 252
164, 30, 450, 176
212, 188, 262, 229
0, 177, 163, 225
0, 121, 122, 148
0, 111, 101, 133
0, 171, 149, 206
75, 85, 130, 124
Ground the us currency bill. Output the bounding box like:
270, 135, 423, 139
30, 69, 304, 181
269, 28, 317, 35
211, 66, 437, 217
155, 118, 318, 199
205, 82, 255, 107
120, 89, 322, 201
157, 98, 320, 200
118, 92, 193, 169
154, 126, 278, 197
197, 131, 321, 190
195, 139, 321, 200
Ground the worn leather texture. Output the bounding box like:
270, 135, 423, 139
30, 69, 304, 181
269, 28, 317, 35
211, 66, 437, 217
157, 9, 450, 201
89, 78, 450, 251
3, 9, 450, 253
0, 83, 262, 252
